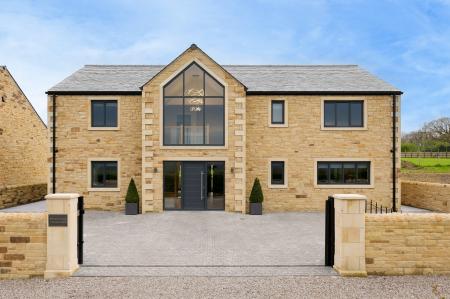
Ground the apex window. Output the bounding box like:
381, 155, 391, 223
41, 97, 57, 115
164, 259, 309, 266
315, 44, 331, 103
163, 62, 225, 146
317, 161, 370, 185
271, 100, 285, 125
324, 101, 363, 128
91, 100, 118, 128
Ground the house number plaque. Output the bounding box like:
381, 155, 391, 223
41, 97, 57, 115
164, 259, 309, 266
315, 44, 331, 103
48, 214, 68, 227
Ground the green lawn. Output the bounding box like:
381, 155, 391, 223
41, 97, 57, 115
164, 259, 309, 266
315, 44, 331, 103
401, 158, 450, 173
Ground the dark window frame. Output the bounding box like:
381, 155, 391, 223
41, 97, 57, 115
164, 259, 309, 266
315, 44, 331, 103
271, 100, 285, 125
317, 161, 371, 185
91, 100, 118, 128
323, 100, 364, 128
91, 161, 118, 188
270, 161, 285, 185
163, 62, 225, 146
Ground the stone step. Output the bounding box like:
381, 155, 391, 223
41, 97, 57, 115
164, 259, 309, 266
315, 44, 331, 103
74, 265, 337, 277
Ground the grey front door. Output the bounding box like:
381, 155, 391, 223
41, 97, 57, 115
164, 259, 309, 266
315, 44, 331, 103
182, 162, 206, 210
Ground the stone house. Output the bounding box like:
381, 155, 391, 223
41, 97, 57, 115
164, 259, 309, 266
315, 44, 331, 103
46, 44, 401, 213
0, 66, 48, 209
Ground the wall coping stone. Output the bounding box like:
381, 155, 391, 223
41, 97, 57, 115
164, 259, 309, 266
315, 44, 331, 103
402, 180, 450, 188
333, 194, 367, 200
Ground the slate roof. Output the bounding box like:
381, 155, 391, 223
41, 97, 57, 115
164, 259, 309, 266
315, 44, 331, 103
47, 64, 401, 95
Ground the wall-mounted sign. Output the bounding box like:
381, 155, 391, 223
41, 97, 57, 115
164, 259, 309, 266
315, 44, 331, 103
48, 214, 68, 227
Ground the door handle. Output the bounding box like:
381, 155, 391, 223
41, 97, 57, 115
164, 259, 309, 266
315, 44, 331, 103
200, 171, 204, 201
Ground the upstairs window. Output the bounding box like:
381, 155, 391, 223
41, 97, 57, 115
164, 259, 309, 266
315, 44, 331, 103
271, 100, 285, 125
324, 101, 363, 128
163, 62, 225, 146
91, 100, 118, 127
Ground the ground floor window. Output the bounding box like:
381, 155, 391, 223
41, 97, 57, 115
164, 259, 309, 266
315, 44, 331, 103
91, 161, 118, 188
317, 161, 370, 185
163, 161, 225, 210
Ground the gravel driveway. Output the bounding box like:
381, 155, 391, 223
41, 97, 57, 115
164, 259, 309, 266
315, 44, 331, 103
1, 276, 449, 298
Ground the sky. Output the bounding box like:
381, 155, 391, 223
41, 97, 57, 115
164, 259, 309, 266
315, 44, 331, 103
1, 0, 450, 133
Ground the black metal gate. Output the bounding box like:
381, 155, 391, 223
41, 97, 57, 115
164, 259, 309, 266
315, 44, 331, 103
77, 196, 84, 265
325, 196, 335, 267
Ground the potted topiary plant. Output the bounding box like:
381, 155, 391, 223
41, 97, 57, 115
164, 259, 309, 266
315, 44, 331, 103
125, 178, 139, 215
249, 177, 264, 215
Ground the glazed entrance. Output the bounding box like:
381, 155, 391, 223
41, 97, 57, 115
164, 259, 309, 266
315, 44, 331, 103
163, 161, 225, 210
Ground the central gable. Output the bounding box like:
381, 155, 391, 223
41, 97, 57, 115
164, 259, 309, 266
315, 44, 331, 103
141, 44, 246, 92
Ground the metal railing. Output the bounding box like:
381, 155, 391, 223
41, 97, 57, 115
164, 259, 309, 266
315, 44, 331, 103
365, 200, 396, 214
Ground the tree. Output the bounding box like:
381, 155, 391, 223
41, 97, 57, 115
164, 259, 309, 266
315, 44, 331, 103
249, 178, 264, 203
125, 178, 139, 204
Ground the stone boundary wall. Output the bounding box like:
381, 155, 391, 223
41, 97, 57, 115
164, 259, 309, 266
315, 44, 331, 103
365, 213, 450, 275
401, 173, 450, 184
401, 180, 450, 212
0, 213, 47, 279
0, 183, 47, 210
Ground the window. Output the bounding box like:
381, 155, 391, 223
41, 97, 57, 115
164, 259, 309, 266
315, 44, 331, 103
91, 100, 118, 127
91, 161, 118, 188
163, 62, 225, 145
324, 101, 363, 127
317, 161, 370, 185
271, 161, 285, 185
271, 100, 285, 124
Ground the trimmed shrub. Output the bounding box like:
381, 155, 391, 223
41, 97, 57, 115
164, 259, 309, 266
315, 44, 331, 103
125, 178, 139, 204
249, 178, 264, 203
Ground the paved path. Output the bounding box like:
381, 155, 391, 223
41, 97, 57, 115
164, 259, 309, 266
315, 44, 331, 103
82, 211, 325, 268
0, 200, 46, 213
1, 276, 449, 298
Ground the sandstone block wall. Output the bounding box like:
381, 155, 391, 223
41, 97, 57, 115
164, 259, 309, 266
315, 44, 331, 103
401, 180, 450, 212
0, 66, 48, 208
49, 95, 142, 211
0, 184, 46, 209
0, 213, 47, 279
401, 173, 450, 184
246, 95, 400, 212
365, 213, 450, 275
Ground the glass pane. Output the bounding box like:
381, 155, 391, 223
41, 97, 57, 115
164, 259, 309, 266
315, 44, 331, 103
104, 162, 118, 187
317, 163, 329, 184
205, 98, 224, 145
324, 102, 335, 127
91, 162, 104, 187
329, 163, 343, 184
272, 102, 284, 124
105, 102, 117, 127
336, 102, 349, 127
357, 163, 370, 184
164, 162, 182, 209
184, 64, 204, 96
350, 102, 363, 127
343, 163, 356, 184
92, 102, 105, 127
205, 74, 224, 97
184, 97, 204, 144
164, 74, 183, 96
207, 162, 225, 210
271, 161, 285, 185
163, 98, 183, 145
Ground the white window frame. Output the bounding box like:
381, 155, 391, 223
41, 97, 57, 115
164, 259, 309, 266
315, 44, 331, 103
268, 99, 288, 127
268, 158, 288, 188
320, 98, 367, 131
313, 158, 374, 189
87, 158, 120, 192
88, 98, 120, 131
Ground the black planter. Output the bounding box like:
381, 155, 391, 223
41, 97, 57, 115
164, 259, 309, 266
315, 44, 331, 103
125, 203, 138, 215
250, 202, 262, 215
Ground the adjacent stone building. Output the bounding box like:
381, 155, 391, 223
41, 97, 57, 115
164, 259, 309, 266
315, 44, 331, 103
47, 45, 402, 213
0, 66, 48, 209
